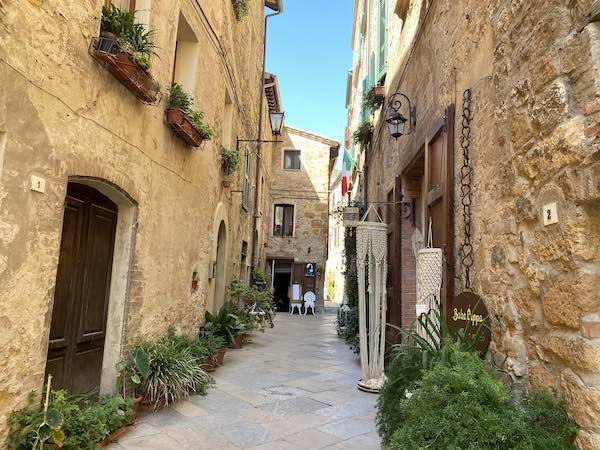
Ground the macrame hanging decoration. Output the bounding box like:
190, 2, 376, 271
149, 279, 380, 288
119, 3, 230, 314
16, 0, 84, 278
356, 205, 388, 393
416, 217, 443, 345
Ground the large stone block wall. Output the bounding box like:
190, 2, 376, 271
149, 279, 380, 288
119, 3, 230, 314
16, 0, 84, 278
0, 0, 273, 432
359, 0, 600, 446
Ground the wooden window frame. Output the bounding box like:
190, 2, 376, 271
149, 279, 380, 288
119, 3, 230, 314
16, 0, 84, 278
283, 149, 301, 170
273, 204, 295, 237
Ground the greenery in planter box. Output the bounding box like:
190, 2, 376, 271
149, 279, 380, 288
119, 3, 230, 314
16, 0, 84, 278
363, 86, 383, 111
352, 120, 373, 146
100, 5, 157, 71
220, 146, 240, 176
198, 328, 228, 357
232, 0, 250, 20
168, 83, 214, 141
5, 389, 133, 450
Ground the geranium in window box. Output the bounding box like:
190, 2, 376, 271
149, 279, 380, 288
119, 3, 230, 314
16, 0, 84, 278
166, 83, 213, 147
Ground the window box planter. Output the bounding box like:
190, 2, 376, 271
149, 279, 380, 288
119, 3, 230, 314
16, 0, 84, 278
166, 108, 206, 147
90, 37, 160, 104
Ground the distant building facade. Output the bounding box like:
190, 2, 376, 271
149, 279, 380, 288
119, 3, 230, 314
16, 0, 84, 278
267, 127, 339, 313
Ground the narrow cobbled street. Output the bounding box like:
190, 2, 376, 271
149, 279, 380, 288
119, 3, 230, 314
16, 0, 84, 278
107, 306, 380, 450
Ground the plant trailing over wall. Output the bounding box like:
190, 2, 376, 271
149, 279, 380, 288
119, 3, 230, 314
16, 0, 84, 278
168, 83, 214, 141
220, 146, 240, 176
232, 0, 250, 21
100, 5, 157, 71
118, 334, 212, 411
352, 121, 373, 147
5, 389, 134, 450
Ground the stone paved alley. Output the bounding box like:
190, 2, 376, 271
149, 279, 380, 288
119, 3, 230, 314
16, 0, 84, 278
107, 306, 380, 450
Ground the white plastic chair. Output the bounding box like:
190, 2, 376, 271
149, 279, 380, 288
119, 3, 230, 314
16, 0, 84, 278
303, 291, 316, 315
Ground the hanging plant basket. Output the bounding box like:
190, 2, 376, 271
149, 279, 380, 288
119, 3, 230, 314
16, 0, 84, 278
166, 108, 206, 147
353, 122, 374, 147
90, 38, 160, 104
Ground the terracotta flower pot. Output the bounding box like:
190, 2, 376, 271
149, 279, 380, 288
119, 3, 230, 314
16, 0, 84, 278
222, 180, 231, 188
166, 108, 206, 147
214, 348, 226, 366
230, 334, 245, 349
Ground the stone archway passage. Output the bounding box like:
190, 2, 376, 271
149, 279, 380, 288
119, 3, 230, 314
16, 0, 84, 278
213, 220, 227, 312
46, 183, 118, 395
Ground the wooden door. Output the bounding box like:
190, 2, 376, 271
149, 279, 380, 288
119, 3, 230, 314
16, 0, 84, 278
425, 105, 455, 320
46, 183, 118, 395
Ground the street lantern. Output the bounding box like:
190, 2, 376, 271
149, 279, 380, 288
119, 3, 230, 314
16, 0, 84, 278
269, 111, 285, 136
385, 93, 415, 139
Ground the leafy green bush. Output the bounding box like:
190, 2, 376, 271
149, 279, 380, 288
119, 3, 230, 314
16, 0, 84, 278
122, 335, 212, 411
228, 277, 275, 330
5, 390, 133, 450
198, 328, 228, 358
384, 342, 577, 450
168, 83, 214, 140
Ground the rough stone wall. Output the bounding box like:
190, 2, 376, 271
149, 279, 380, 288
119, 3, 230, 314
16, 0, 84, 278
359, 0, 600, 447
0, 0, 274, 431
268, 127, 337, 308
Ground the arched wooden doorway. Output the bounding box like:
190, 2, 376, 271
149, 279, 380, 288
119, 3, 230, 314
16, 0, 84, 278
46, 183, 118, 395
213, 220, 227, 312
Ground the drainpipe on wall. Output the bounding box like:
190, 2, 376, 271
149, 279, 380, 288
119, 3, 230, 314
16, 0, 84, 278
250, 3, 283, 276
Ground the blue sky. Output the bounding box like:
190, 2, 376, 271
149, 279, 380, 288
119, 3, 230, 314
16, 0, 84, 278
266, 0, 353, 144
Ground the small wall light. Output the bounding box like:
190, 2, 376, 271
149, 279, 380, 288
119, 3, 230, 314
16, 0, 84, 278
385, 93, 416, 139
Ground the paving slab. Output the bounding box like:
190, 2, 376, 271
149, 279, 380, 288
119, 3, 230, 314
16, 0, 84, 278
109, 306, 380, 449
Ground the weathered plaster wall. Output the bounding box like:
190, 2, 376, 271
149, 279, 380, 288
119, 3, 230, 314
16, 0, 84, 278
359, 0, 600, 447
268, 127, 337, 308
0, 0, 274, 430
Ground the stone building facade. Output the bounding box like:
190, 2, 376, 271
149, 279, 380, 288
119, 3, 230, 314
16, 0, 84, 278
266, 126, 339, 313
0, 0, 282, 430
346, 0, 600, 447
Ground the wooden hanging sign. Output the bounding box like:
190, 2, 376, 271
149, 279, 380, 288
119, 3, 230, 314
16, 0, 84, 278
448, 291, 492, 351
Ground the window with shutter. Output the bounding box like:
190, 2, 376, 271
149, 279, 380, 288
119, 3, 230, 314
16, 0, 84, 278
377, 0, 388, 79
242, 147, 251, 211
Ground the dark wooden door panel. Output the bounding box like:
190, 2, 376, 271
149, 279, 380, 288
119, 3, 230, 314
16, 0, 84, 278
46, 183, 117, 395
78, 205, 116, 342
48, 198, 85, 350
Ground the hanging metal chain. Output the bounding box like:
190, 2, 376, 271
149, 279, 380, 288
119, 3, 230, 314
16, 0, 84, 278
460, 89, 474, 291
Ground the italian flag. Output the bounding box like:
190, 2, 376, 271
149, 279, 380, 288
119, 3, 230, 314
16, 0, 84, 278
341, 149, 352, 198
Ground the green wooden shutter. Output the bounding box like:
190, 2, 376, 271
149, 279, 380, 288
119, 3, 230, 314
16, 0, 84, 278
377, 0, 388, 79
361, 77, 369, 123
242, 147, 251, 210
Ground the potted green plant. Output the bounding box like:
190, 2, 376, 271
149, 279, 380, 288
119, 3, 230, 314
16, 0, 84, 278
203, 303, 245, 348
353, 121, 374, 147
93, 5, 160, 103
166, 83, 214, 147
220, 146, 240, 187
